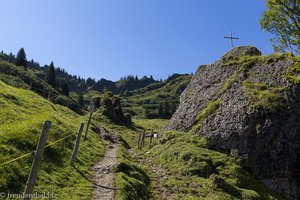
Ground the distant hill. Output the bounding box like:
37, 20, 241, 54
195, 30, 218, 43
121, 73, 192, 119
0, 60, 82, 113
0, 51, 157, 94
0, 50, 191, 119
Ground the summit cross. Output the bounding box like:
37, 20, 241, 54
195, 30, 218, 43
224, 31, 239, 49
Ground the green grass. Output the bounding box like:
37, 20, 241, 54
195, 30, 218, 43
115, 145, 152, 200
150, 131, 284, 200
0, 61, 58, 99
89, 113, 154, 200
220, 74, 236, 94
192, 98, 221, 133
285, 60, 300, 84
121, 75, 191, 118
0, 61, 82, 113
194, 98, 221, 125
263, 53, 293, 65
0, 81, 105, 199
242, 81, 285, 113
133, 119, 168, 132
218, 53, 291, 114
219, 60, 253, 94
196, 64, 206, 74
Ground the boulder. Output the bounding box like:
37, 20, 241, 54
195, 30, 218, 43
165, 46, 300, 199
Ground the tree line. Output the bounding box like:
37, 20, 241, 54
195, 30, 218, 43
144, 100, 177, 119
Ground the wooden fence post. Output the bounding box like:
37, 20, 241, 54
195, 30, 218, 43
137, 132, 142, 149
23, 121, 51, 200
83, 100, 94, 141
141, 130, 145, 148
149, 129, 153, 147
70, 123, 84, 166
47, 92, 50, 101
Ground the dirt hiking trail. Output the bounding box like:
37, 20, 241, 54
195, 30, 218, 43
91, 128, 118, 200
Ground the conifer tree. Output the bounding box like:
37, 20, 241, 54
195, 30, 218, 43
163, 100, 170, 118
15, 48, 27, 69
158, 103, 164, 118
8, 53, 14, 63
61, 82, 69, 96
77, 92, 84, 107
45, 61, 56, 88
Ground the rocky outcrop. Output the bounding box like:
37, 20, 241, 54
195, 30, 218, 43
93, 93, 131, 124
165, 46, 300, 199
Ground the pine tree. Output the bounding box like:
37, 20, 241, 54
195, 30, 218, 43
61, 82, 69, 96
86, 78, 95, 87
157, 103, 164, 118
15, 48, 27, 69
8, 53, 14, 63
163, 100, 170, 118
77, 92, 84, 107
45, 61, 56, 88
144, 108, 151, 118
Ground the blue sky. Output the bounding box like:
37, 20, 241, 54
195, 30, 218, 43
0, 0, 272, 81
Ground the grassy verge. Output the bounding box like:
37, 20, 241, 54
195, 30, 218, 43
115, 144, 152, 200
149, 131, 284, 200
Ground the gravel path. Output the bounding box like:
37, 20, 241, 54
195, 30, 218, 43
91, 143, 118, 200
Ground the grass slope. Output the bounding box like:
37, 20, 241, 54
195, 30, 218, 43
150, 131, 285, 200
0, 81, 105, 199
121, 74, 191, 118
119, 119, 284, 199
0, 61, 81, 113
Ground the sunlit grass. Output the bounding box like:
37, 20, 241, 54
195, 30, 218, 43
0, 81, 105, 199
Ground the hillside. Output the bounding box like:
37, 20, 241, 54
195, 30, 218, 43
166, 46, 300, 199
0, 80, 105, 199
0, 50, 159, 95
0, 60, 83, 113
121, 74, 192, 118
0, 51, 189, 120
0, 47, 290, 200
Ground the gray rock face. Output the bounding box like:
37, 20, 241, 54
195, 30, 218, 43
165, 46, 300, 199
222, 46, 262, 59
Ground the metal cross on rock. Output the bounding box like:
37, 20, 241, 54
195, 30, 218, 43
224, 31, 239, 49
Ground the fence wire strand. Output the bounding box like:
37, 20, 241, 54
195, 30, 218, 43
0, 132, 77, 167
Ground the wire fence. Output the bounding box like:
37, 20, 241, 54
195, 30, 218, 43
0, 132, 77, 167
0, 80, 92, 167
0, 80, 94, 196
0, 81, 87, 168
